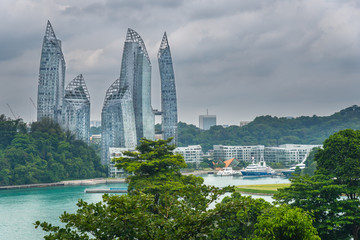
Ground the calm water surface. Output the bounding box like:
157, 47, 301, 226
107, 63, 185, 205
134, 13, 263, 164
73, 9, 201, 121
0, 175, 289, 240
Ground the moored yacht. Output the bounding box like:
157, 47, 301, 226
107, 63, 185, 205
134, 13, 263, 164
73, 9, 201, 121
241, 158, 275, 176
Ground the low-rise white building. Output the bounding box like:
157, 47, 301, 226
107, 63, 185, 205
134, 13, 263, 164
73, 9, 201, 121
174, 145, 203, 167
264, 144, 322, 166
108, 147, 135, 178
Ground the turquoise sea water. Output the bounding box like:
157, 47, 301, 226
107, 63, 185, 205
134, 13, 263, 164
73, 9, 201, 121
0, 175, 289, 240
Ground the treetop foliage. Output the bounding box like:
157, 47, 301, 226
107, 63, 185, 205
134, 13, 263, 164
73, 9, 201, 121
254, 204, 321, 240
315, 129, 360, 189
114, 138, 204, 197
115, 138, 185, 175
275, 129, 360, 240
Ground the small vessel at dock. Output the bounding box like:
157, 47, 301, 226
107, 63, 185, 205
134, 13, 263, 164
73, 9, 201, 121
217, 167, 241, 176
281, 152, 309, 177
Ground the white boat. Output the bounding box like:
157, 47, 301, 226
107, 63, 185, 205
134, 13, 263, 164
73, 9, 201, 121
217, 167, 241, 176
240, 159, 275, 176
289, 163, 306, 171
282, 152, 309, 176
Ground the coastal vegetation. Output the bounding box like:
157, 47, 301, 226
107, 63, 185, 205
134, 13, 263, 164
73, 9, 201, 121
36, 138, 320, 239
178, 105, 360, 152
0, 116, 106, 186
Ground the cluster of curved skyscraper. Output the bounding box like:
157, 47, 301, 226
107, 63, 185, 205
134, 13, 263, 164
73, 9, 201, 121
37, 21, 178, 165
37, 21, 90, 144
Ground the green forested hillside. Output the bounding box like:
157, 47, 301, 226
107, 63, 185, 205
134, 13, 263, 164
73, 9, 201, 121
0, 116, 106, 186
178, 105, 360, 152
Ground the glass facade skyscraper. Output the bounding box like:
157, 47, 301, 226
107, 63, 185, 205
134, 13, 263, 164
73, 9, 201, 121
101, 78, 137, 165
37, 21, 66, 123
62, 74, 90, 143
121, 28, 155, 142
101, 28, 155, 165
158, 32, 178, 143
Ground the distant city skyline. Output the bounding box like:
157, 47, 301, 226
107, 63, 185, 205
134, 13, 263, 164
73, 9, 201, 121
1, 1, 360, 126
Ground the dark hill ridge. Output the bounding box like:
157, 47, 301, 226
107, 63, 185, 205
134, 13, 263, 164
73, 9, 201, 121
178, 105, 360, 152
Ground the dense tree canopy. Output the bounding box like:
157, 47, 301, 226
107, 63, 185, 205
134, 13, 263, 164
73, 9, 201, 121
275, 129, 360, 240
0, 117, 106, 186
178, 105, 360, 152
254, 204, 320, 240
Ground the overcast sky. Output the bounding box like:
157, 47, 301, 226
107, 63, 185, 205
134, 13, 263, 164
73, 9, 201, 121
1, 0, 360, 126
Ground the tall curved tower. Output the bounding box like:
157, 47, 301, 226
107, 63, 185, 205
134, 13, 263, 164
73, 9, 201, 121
158, 32, 178, 144
37, 20, 66, 123
62, 74, 90, 143
120, 28, 155, 142
101, 78, 137, 165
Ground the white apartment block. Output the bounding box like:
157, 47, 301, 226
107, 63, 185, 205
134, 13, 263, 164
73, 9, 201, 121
213, 145, 264, 162
213, 144, 322, 166
264, 144, 322, 166
108, 147, 135, 178
174, 145, 203, 167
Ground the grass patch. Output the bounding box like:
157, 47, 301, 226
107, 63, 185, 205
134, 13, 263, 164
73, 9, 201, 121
235, 184, 290, 195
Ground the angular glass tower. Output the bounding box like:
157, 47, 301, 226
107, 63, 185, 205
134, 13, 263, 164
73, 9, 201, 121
101, 78, 137, 165
62, 74, 90, 143
37, 20, 66, 123
121, 28, 155, 142
158, 32, 178, 144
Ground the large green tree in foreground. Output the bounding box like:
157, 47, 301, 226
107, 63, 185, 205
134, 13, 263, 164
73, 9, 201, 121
275, 129, 360, 240
36, 138, 319, 239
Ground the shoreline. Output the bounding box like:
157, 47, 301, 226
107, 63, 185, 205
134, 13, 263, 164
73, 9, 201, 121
0, 178, 126, 191
0, 171, 208, 191
0, 171, 286, 193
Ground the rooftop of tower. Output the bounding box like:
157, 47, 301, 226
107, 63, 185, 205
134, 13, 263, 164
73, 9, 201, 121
45, 20, 57, 40
103, 78, 132, 107
125, 28, 150, 63
158, 32, 170, 58
104, 78, 121, 104
159, 32, 169, 50
65, 74, 90, 101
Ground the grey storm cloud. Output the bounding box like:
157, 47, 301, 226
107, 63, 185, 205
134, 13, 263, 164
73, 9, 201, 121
0, 0, 360, 126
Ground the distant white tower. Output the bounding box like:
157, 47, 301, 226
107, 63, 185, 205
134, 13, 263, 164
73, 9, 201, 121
199, 110, 216, 130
